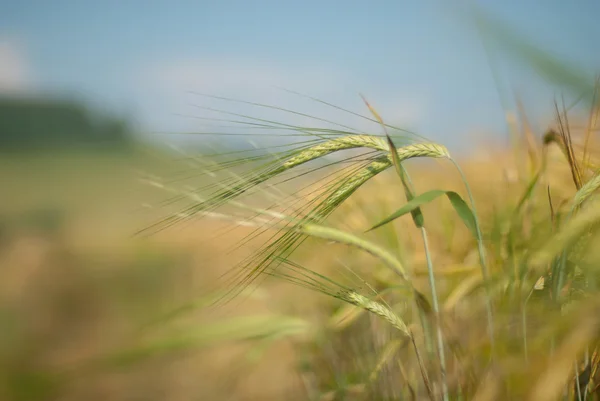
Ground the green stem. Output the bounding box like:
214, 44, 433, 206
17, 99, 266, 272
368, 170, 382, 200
450, 158, 496, 358
402, 166, 449, 401
420, 226, 449, 401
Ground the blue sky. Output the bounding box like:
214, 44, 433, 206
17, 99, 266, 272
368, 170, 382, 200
1, 0, 599, 152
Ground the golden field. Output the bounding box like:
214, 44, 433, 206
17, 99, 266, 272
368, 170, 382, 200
2, 104, 600, 401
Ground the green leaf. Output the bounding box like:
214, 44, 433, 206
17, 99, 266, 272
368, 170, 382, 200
367, 190, 477, 238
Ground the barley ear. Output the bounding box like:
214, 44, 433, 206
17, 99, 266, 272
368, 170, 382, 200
573, 171, 600, 209
340, 290, 410, 336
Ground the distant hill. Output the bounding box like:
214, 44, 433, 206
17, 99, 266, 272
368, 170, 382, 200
0, 96, 133, 151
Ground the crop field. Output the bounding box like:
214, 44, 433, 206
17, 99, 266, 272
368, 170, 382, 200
1, 6, 600, 400
1, 91, 600, 401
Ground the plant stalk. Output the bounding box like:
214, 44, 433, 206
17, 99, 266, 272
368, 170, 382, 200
450, 158, 496, 358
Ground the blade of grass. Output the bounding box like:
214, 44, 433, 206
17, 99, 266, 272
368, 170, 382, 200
366, 189, 477, 238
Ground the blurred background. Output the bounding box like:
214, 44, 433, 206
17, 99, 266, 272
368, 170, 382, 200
1, 1, 599, 400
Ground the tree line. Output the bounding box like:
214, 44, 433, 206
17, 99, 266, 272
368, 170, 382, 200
0, 96, 133, 151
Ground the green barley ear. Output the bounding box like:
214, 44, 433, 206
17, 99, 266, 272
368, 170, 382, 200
140, 134, 391, 234
388, 142, 449, 160
281, 134, 388, 169
338, 290, 410, 336
319, 156, 392, 216
573, 171, 600, 209
153, 137, 448, 236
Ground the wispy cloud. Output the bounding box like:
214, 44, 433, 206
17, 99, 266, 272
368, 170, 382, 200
137, 57, 426, 140
147, 59, 348, 95
0, 37, 31, 94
